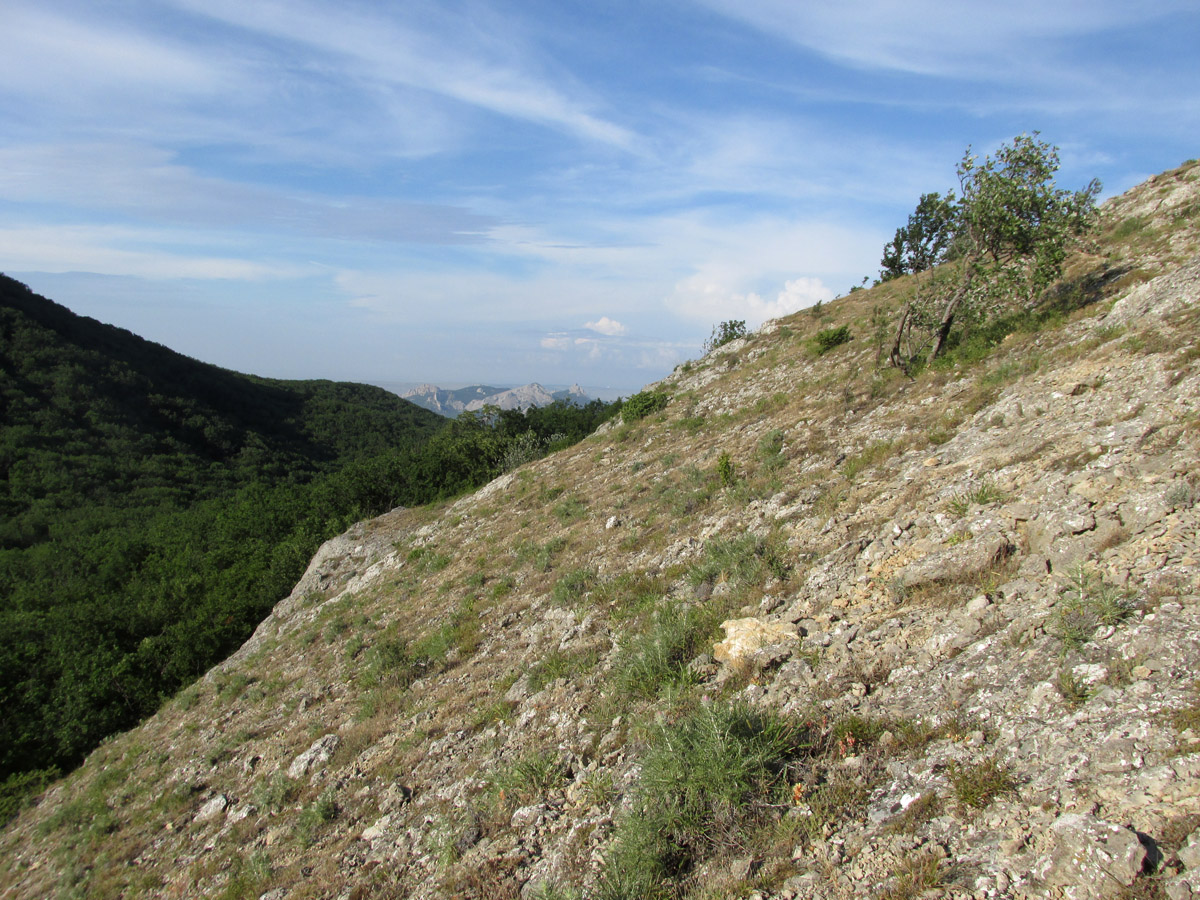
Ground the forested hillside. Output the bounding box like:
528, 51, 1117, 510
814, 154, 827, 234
0, 275, 616, 801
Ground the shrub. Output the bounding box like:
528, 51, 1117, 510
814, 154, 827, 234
551, 568, 597, 605
810, 325, 851, 355
600, 701, 812, 896
841, 440, 896, 481
527, 647, 599, 693
553, 496, 587, 524
888, 134, 1101, 369
621, 390, 668, 423
948, 478, 1007, 515
610, 603, 718, 700
688, 533, 789, 588
716, 452, 735, 487
252, 773, 299, 813
296, 788, 338, 846
1050, 564, 1139, 650
703, 320, 748, 353
490, 752, 567, 807
500, 430, 545, 472
0, 767, 59, 828
757, 429, 786, 472
946, 758, 1017, 808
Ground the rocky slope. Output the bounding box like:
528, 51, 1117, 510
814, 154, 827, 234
2, 161, 1199, 900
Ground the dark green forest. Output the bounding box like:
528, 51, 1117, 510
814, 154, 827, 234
0, 275, 616, 811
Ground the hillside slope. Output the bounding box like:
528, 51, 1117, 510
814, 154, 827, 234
0, 277, 448, 780
2, 161, 1199, 900
0, 274, 445, 527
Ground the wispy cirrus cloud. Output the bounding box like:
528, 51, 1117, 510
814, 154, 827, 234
164, 0, 636, 149
3, 0, 1196, 392
0, 143, 496, 244
0, 4, 225, 101
690, 0, 1194, 79
0, 224, 300, 281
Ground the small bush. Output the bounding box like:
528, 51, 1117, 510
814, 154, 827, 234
551, 567, 597, 604
878, 850, 946, 900
1050, 564, 1139, 650
621, 390, 669, 423
716, 452, 735, 487
600, 701, 812, 897
527, 647, 599, 693
553, 496, 587, 524
253, 773, 299, 813
490, 752, 567, 807
0, 767, 60, 828
407, 546, 451, 573
297, 788, 338, 846
757, 429, 786, 472
948, 478, 1008, 516
810, 325, 851, 355
1055, 667, 1094, 708
841, 440, 896, 481
611, 602, 718, 700
883, 791, 942, 834
946, 758, 1017, 809
703, 319, 748, 353
689, 533, 789, 587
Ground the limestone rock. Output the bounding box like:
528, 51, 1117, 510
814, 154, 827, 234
287, 733, 340, 780
1031, 813, 1149, 899
193, 793, 228, 823
713, 618, 799, 662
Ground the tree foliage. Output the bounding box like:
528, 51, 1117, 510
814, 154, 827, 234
879, 191, 959, 282
888, 134, 1101, 370
703, 319, 747, 353
0, 275, 617, 787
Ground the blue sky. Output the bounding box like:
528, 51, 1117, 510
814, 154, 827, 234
3, 1, 1197, 394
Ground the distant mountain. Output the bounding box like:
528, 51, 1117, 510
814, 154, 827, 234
399, 383, 506, 416
402, 381, 591, 416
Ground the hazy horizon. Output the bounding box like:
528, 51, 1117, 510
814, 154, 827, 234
3, 1, 1198, 393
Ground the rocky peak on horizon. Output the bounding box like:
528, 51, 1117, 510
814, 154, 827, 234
403, 381, 594, 416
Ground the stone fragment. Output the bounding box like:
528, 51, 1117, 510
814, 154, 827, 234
511, 804, 545, 828
965, 594, 991, 617
194, 793, 228, 823
1180, 829, 1200, 870
1031, 813, 1149, 899
287, 733, 341, 780
1165, 873, 1200, 900
713, 618, 799, 662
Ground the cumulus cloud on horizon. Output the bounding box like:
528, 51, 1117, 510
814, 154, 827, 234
666, 271, 835, 326
584, 316, 627, 336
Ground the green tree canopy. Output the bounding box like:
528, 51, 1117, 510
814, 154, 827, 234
879, 191, 959, 282
888, 134, 1101, 369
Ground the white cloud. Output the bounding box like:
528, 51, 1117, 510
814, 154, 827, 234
166, 0, 634, 148
584, 316, 626, 336
691, 1, 1191, 80
0, 143, 495, 244
666, 268, 834, 326
1, 4, 225, 100
540, 334, 571, 350
574, 338, 605, 361
0, 224, 298, 281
